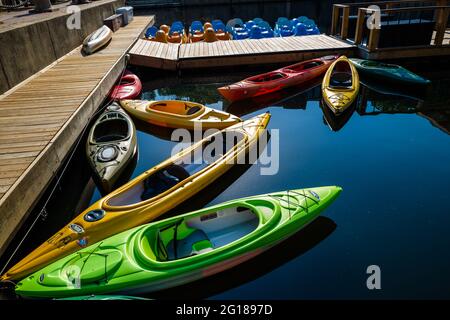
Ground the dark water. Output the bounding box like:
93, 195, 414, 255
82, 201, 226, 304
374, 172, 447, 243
76, 66, 448, 299
2, 64, 449, 300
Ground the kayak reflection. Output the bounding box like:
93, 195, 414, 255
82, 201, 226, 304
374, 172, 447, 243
225, 79, 322, 117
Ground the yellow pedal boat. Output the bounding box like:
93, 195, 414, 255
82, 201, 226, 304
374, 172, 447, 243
322, 55, 359, 115
120, 99, 242, 130
0, 113, 270, 282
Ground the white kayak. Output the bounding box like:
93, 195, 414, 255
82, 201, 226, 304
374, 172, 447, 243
82, 25, 113, 55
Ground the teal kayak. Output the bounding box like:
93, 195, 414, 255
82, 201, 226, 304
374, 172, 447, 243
350, 58, 431, 86
15, 186, 342, 298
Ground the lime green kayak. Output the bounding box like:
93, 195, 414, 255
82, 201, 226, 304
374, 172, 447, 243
15, 186, 342, 298
350, 58, 430, 86
59, 295, 150, 300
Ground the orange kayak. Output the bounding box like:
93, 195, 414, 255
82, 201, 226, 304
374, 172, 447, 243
218, 55, 339, 102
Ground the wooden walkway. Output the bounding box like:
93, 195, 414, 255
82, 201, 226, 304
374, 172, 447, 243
0, 16, 153, 256
129, 35, 356, 70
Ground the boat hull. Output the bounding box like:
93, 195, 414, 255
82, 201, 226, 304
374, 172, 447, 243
82, 25, 113, 55
86, 103, 137, 192
218, 55, 338, 102
15, 186, 342, 298
120, 99, 241, 130
322, 56, 360, 115
109, 71, 142, 100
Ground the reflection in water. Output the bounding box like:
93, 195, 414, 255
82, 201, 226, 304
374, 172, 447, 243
320, 99, 357, 132
225, 79, 322, 117
145, 216, 336, 299
3, 68, 450, 299
359, 78, 430, 102
355, 79, 450, 135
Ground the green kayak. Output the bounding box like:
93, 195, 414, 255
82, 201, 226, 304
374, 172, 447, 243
350, 58, 430, 86
58, 295, 150, 300
15, 186, 342, 298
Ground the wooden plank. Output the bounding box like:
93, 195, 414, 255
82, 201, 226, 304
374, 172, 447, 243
0, 15, 154, 257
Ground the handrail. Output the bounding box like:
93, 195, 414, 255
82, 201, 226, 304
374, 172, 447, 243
359, 4, 450, 13
334, 0, 445, 9
354, 5, 450, 50
330, 0, 448, 35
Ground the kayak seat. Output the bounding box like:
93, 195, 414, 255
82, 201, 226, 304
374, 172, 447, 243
166, 229, 212, 260
330, 72, 352, 88
141, 165, 190, 200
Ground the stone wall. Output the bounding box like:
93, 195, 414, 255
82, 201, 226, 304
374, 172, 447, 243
0, 0, 125, 94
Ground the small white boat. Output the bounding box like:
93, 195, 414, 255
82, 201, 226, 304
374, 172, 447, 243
82, 25, 113, 55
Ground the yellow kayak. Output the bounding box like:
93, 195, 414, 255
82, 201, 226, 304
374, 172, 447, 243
120, 99, 241, 130
0, 113, 270, 282
322, 55, 359, 115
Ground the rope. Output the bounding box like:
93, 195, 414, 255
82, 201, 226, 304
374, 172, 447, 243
0, 61, 129, 279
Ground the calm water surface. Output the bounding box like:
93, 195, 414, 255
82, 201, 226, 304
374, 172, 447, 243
84, 69, 450, 299
2, 67, 449, 300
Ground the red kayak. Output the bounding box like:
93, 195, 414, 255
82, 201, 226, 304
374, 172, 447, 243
218, 55, 339, 102
109, 70, 142, 100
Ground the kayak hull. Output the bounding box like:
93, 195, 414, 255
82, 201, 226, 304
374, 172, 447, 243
322, 55, 360, 115
120, 99, 241, 130
86, 102, 137, 192
82, 25, 113, 55
15, 186, 342, 298
1, 114, 270, 282
109, 71, 142, 100
350, 58, 431, 86
218, 55, 338, 102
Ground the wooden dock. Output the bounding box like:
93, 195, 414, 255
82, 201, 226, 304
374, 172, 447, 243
129, 35, 356, 70
0, 16, 153, 256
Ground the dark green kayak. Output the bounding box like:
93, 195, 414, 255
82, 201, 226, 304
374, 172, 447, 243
350, 58, 430, 86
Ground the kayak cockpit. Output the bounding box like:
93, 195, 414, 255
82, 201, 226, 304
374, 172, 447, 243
106, 131, 246, 206
93, 113, 130, 143
282, 60, 322, 73
329, 61, 353, 89
140, 205, 260, 262
147, 101, 205, 117
248, 72, 287, 83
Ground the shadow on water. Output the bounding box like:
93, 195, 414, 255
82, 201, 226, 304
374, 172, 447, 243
143, 216, 337, 299
225, 79, 322, 117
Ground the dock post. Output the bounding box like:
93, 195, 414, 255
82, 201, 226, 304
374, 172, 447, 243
354, 8, 365, 45
340, 6, 350, 40
331, 5, 339, 35
434, 7, 450, 46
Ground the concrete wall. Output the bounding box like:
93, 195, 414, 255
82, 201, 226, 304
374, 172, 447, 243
0, 0, 125, 94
